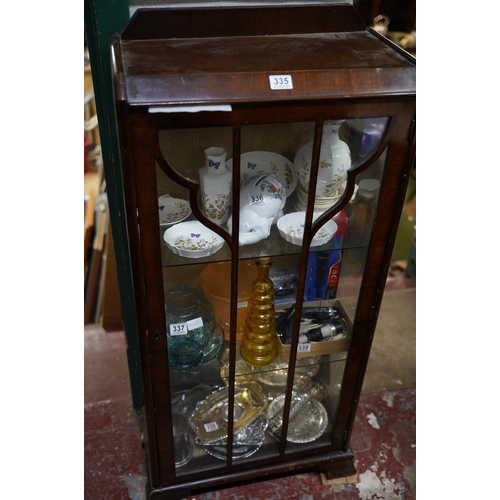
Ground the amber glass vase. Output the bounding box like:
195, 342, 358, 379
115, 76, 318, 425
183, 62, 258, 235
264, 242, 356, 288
240, 257, 280, 366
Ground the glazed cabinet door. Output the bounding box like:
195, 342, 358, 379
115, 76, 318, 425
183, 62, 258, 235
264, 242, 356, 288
122, 101, 414, 488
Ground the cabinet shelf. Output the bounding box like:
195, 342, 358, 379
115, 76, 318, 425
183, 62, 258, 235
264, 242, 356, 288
160, 223, 373, 265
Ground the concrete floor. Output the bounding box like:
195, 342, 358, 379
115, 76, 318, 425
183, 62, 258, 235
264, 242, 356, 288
84, 280, 415, 500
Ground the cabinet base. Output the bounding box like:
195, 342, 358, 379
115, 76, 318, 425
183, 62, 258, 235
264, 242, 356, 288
320, 457, 358, 480
147, 449, 356, 499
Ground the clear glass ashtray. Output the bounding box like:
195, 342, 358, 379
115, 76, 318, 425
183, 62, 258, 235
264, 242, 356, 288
189, 382, 267, 445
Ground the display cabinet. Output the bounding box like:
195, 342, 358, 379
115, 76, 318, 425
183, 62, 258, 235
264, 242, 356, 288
111, 5, 415, 499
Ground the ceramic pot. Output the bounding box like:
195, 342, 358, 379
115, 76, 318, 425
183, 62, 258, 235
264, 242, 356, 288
227, 174, 286, 246
199, 261, 258, 341
294, 120, 351, 199
199, 147, 232, 225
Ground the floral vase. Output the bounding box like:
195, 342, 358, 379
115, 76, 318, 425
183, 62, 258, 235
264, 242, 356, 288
199, 147, 232, 226
294, 120, 351, 204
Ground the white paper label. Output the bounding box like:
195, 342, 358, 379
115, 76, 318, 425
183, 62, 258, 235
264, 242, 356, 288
186, 317, 203, 330
269, 75, 293, 90
237, 301, 248, 309
148, 105, 232, 113
248, 193, 266, 206
204, 422, 219, 432
170, 323, 187, 336
297, 343, 311, 353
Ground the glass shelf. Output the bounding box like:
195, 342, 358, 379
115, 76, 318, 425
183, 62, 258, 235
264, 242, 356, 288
159, 219, 373, 269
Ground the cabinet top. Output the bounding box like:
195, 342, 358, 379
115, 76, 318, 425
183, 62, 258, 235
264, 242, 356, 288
112, 5, 416, 107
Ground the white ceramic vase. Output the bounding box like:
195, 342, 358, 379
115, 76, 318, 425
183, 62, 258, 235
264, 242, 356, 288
199, 147, 232, 226
294, 120, 351, 199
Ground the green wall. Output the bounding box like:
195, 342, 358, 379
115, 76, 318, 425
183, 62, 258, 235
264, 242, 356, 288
84, 0, 144, 409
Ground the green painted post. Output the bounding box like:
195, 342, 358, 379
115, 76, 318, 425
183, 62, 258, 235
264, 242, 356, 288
84, 0, 144, 410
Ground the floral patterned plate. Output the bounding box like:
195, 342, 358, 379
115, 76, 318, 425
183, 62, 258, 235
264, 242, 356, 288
226, 151, 297, 198
163, 221, 224, 258
277, 212, 338, 247
158, 194, 192, 226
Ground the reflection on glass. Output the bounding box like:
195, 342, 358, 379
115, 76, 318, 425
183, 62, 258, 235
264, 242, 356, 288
347, 117, 389, 169
344, 178, 380, 275
357, 117, 389, 160
172, 412, 193, 468
335, 148, 387, 323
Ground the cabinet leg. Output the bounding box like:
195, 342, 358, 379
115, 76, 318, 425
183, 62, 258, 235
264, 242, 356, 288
320, 456, 357, 480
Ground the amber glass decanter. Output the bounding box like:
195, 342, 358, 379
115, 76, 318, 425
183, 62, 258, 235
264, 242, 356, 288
240, 257, 280, 366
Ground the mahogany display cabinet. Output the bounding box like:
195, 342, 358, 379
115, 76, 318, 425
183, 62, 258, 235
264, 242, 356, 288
111, 4, 415, 499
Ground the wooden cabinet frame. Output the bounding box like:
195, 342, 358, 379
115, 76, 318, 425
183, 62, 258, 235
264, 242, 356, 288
111, 5, 415, 498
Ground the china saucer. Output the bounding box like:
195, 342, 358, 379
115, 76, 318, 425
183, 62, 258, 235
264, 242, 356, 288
158, 194, 192, 226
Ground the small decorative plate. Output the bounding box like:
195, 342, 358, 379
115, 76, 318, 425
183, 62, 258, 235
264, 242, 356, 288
267, 393, 328, 443
158, 194, 192, 226
163, 221, 224, 258
226, 151, 297, 197
189, 382, 268, 444
277, 212, 338, 247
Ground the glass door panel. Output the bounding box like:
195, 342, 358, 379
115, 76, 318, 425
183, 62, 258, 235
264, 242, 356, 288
155, 116, 389, 474
336, 147, 388, 323
157, 125, 234, 475
279, 117, 388, 454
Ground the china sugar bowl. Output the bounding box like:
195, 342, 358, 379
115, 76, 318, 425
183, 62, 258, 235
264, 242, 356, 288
277, 211, 338, 247
163, 221, 224, 258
